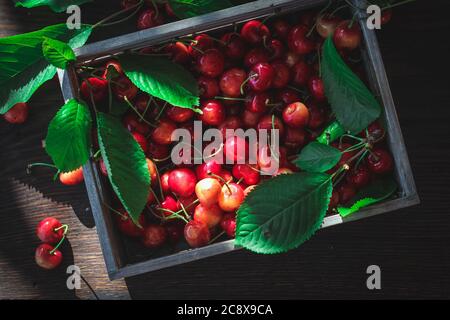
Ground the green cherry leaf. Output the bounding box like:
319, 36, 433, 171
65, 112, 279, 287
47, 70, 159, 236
14, 0, 92, 13
42, 37, 76, 69
321, 37, 381, 134
45, 99, 92, 172
294, 142, 342, 173
236, 172, 333, 254
168, 0, 233, 19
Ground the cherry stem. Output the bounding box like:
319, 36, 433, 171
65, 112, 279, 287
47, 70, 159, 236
93, 149, 101, 160
306, 0, 333, 37
152, 163, 165, 201
172, 194, 191, 220
93, 0, 144, 29
240, 73, 257, 96
208, 172, 232, 194
103, 202, 128, 219
236, 177, 244, 185
149, 187, 162, 206
124, 96, 157, 127
49, 224, 69, 255
27, 162, 57, 174
208, 231, 225, 245
155, 101, 168, 121
214, 96, 248, 102
150, 0, 159, 18
157, 208, 189, 223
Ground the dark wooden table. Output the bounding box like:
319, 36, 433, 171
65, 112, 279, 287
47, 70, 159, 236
1, 0, 449, 300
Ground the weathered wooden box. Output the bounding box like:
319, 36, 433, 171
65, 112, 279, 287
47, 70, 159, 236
58, 0, 419, 280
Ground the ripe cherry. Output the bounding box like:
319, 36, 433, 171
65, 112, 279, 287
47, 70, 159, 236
137, 9, 164, 30
184, 220, 211, 248
232, 164, 260, 185
266, 39, 285, 60
146, 158, 158, 185
113, 75, 138, 101
276, 88, 301, 105
35, 244, 63, 270
200, 100, 225, 126
316, 14, 342, 39
271, 19, 291, 40
346, 165, 371, 189
218, 183, 245, 212
115, 209, 146, 237
248, 62, 275, 92
3, 102, 29, 124
164, 42, 190, 64
257, 114, 285, 137
288, 25, 315, 55
194, 203, 224, 228
241, 20, 270, 44
169, 168, 197, 197
151, 118, 177, 145
132, 132, 148, 153
160, 171, 171, 195
36, 217, 64, 244
292, 61, 312, 86
160, 195, 179, 216
147, 142, 169, 160
328, 190, 340, 210
221, 33, 247, 60
242, 109, 262, 128
367, 149, 393, 174
337, 183, 356, 205
195, 177, 222, 207
196, 160, 222, 180
197, 49, 225, 78
80, 77, 108, 102
99, 158, 108, 176
333, 20, 361, 51
177, 193, 197, 216
270, 61, 291, 88
363, 121, 385, 141
59, 167, 84, 186
123, 113, 151, 135
244, 47, 270, 68
142, 224, 167, 248
283, 102, 310, 128
308, 76, 326, 102
219, 68, 247, 98
381, 9, 393, 25
284, 127, 308, 150
219, 170, 234, 184
198, 76, 220, 99
307, 104, 327, 129
245, 91, 270, 113
224, 136, 249, 163
220, 213, 236, 238
166, 106, 194, 123
188, 34, 214, 58
219, 116, 244, 138
103, 60, 123, 79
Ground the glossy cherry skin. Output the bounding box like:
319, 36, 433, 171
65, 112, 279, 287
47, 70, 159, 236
99, 158, 108, 176
147, 142, 169, 160
220, 213, 236, 238
200, 100, 226, 126
151, 118, 177, 145
198, 76, 220, 99
115, 209, 146, 237
160, 195, 179, 216
194, 203, 224, 229
146, 158, 158, 186
270, 61, 291, 88
337, 183, 356, 205
164, 42, 190, 64
35, 244, 63, 270
80, 77, 108, 102
219, 68, 247, 98
132, 132, 148, 153
367, 149, 393, 174
218, 183, 245, 212
184, 220, 211, 248
177, 194, 197, 216
381, 9, 393, 25
241, 20, 270, 44
307, 104, 327, 129
188, 33, 214, 59
333, 20, 361, 51
219, 116, 244, 138
363, 121, 385, 141
3, 102, 29, 124
36, 217, 64, 244
346, 165, 371, 189
284, 127, 308, 150
267, 39, 285, 60
308, 76, 326, 102
276, 88, 301, 105
283, 102, 310, 128
232, 164, 260, 185
196, 160, 222, 180
166, 106, 194, 123
242, 109, 262, 128
113, 75, 138, 101
224, 136, 249, 163
257, 114, 285, 137
245, 91, 270, 113
169, 168, 197, 197
160, 171, 171, 195
248, 62, 275, 92
244, 47, 270, 68
123, 113, 151, 135
219, 170, 234, 184
292, 61, 312, 86
137, 9, 164, 30
258, 145, 288, 175
59, 167, 84, 186
272, 19, 291, 40
195, 178, 222, 207
288, 25, 315, 55
316, 14, 342, 39
221, 33, 247, 60
141, 224, 167, 249
103, 60, 123, 79
197, 49, 225, 78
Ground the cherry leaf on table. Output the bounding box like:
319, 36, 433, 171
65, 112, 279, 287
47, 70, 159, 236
45, 99, 92, 172
338, 177, 398, 217
168, 0, 233, 19
120, 54, 200, 112
0, 24, 92, 115
13, 0, 92, 12
321, 37, 381, 134
236, 172, 332, 254
294, 142, 342, 173
97, 113, 150, 225
42, 37, 76, 69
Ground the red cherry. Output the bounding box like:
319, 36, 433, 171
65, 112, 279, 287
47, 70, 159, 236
276, 88, 301, 105
241, 20, 270, 44
288, 25, 315, 55
123, 113, 151, 135
3, 102, 29, 124
147, 142, 169, 160
80, 77, 108, 102
282, 102, 310, 128
142, 224, 167, 248
59, 167, 84, 186
284, 127, 308, 150
316, 14, 342, 39
198, 76, 220, 99
381, 9, 392, 25
218, 183, 245, 212
132, 132, 148, 153
367, 149, 393, 174
188, 34, 214, 58
219, 116, 244, 138
257, 114, 285, 137
333, 20, 361, 51
266, 39, 285, 60
134, 94, 154, 115
338, 183, 356, 205
221, 33, 247, 60
160, 195, 179, 216
346, 165, 371, 189
196, 160, 222, 180
248, 62, 275, 92
219, 170, 234, 184
177, 193, 197, 216
137, 9, 164, 30
308, 76, 326, 102
184, 220, 211, 248
36, 217, 64, 244
165, 221, 184, 243
219, 68, 247, 98
146, 158, 158, 186
99, 158, 108, 176
328, 190, 340, 210
258, 145, 287, 175
195, 178, 222, 207
115, 209, 146, 237
194, 203, 224, 228
307, 104, 327, 129
232, 164, 260, 185
242, 109, 262, 128
363, 121, 385, 141
113, 75, 138, 101
244, 47, 270, 68
245, 91, 270, 113
151, 118, 177, 145
103, 60, 123, 79
160, 171, 171, 194
270, 61, 291, 88
224, 136, 249, 163
35, 244, 63, 270
200, 100, 226, 126
197, 49, 225, 78
292, 61, 312, 86
272, 19, 291, 40
166, 106, 194, 123
164, 42, 190, 64
220, 213, 236, 238
169, 168, 197, 197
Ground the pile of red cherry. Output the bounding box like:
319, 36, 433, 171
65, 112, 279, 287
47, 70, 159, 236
35, 217, 68, 270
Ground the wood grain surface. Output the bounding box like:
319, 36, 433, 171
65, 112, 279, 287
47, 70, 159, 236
1, 0, 449, 300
